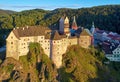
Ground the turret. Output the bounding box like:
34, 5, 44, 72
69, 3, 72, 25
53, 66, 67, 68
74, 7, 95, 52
64, 16, 69, 28
72, 16, 78, 30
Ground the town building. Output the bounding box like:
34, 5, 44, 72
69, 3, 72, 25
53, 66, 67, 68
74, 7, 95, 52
102, 41, 120, 61
6, 16, 92, 68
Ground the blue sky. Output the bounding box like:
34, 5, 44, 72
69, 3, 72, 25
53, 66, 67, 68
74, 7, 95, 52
0, 0, 120, 11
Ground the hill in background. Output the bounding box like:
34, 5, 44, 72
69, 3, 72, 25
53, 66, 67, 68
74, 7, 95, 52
0, 5, 120, 33
0, 9, 15, 15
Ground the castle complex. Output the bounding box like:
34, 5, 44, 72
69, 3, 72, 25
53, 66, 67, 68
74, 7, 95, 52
6, 16, 93, 68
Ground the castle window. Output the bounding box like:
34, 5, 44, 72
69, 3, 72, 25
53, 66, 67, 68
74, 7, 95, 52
57, 52, 59, 54
11, 42, 13, 44
11, 46, 13, 48
24, 39, 25, 41
11, 36, 13, 39
41, 37, 43, 39
85, 42, 87, 44
48, 47, 49, 49
41, 41, 43, 43
45, 47, 47, 49
24, 47, 25, 48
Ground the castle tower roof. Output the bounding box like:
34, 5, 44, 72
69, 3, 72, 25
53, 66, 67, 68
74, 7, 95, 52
45, 30, 66, 40
64, 16, 69, 25
72, 16, 78, 30
59, 17, 64, 22
80, 29, 92, 36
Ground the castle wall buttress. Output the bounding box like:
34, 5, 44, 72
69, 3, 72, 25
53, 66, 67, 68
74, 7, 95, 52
52, 40, 64, 68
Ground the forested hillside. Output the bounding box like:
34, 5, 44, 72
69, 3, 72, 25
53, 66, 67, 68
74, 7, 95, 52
59, 45, 120, 82
0, 5, 120, 33
0, 9, 15, 15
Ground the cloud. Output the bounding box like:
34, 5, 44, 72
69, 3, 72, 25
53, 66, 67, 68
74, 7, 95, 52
0, 4, 44, 8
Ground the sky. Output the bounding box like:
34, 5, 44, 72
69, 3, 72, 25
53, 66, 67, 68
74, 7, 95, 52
0, 0, 120, 11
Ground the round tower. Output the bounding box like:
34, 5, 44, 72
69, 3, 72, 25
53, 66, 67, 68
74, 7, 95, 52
64, 16, 70, 34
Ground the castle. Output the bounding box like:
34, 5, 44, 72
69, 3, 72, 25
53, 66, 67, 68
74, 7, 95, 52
6, 16, 93, 68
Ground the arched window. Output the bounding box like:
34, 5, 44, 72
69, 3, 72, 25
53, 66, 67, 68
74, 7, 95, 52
11, 42, 13, 44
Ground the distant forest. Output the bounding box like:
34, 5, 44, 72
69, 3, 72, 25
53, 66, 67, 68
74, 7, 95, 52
0, 5, 120, 33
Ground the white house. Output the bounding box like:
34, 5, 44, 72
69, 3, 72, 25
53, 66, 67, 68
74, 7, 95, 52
105, 44, 120, 61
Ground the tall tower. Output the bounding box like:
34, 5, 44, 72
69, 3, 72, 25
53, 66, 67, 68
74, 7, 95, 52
64, 16, 70, 33
72, 16, 78, 30
90, 22, 95, 45
59, 17, 64, 34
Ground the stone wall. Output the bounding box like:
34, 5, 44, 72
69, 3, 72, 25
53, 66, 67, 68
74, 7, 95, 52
6, 29, 92, 68
6, 31, 19, 60
52, 40, 62, 68
79, 36, 91, 48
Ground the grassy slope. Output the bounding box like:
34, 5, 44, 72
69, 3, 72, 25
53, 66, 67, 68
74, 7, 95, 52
0, 44, 120, 82
59, 45, 119, 82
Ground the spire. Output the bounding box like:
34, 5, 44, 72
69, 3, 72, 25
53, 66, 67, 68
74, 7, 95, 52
73, 16, 76, 22
92, 21, 95, 28
90, 21, 95, 34
72, 16, 78, 30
